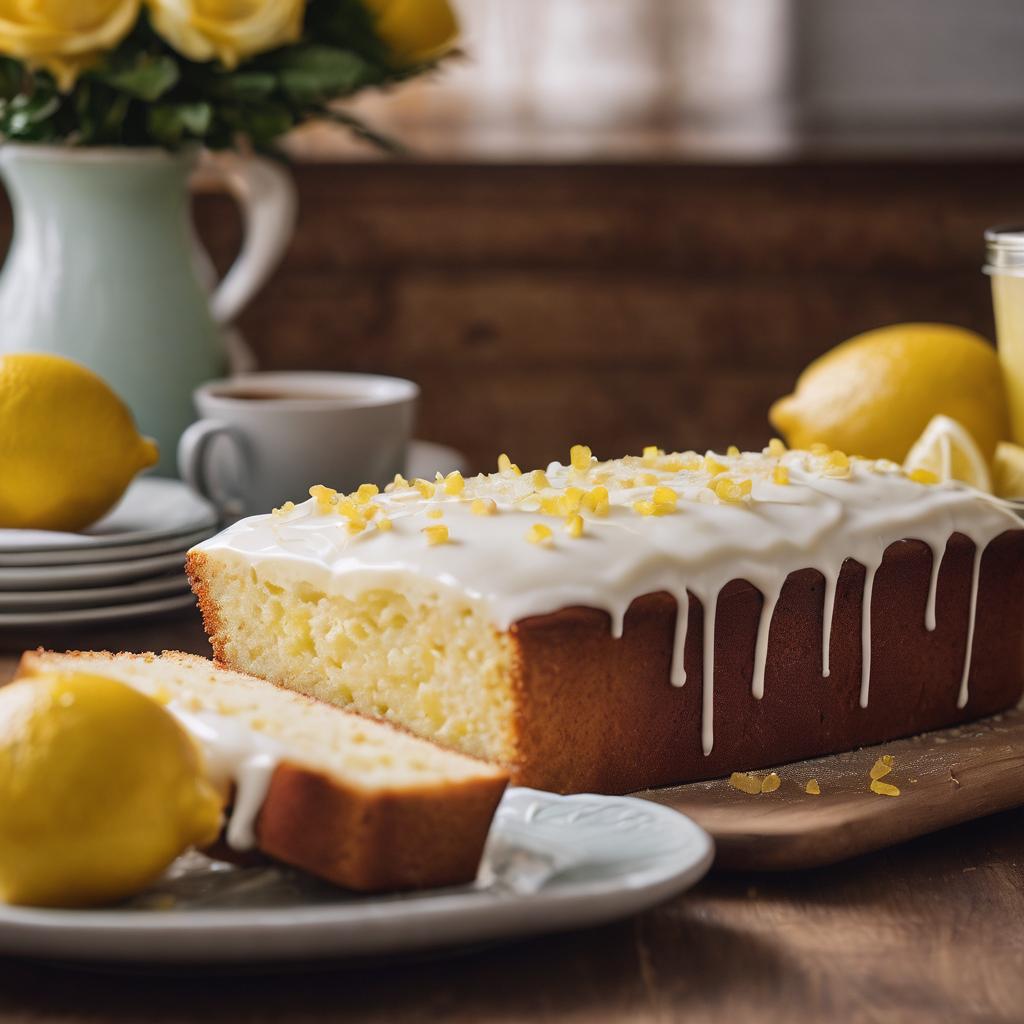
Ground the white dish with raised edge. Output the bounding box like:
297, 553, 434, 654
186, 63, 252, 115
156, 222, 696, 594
0, 551, 189, 591
0, 478, 217, 554
0, 789, 713, 965
0, 573, 191, 612
0, 527, 216, 568
0, 591, 197, 628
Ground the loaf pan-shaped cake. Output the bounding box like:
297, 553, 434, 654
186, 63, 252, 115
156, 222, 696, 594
188, 444, 1024, 794
17, 650, 508, 891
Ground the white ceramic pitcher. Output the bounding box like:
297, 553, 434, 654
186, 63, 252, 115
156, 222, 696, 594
0, 144, 297, 475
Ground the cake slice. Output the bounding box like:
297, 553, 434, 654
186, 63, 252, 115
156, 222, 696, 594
187, 444, 1024, 794
16, 650, 508, 892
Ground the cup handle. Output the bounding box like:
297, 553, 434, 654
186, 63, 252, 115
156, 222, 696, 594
191, 152, 298, 327
178, 419, 250, 519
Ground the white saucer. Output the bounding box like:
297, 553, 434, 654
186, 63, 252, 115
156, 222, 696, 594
0, 591, 197, 628
0, 478, 218, 554
0, 527, 216, 568
0, 551, 189, 592
0, 573, 191, 612
0, 788, 713, 965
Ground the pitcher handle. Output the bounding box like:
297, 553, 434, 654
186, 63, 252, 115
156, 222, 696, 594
191, 152, 298, 327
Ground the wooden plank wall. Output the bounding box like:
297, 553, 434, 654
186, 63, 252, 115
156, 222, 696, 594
146, 161, 1024, 470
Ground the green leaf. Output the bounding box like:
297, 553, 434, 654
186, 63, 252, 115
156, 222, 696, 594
0, 58, 25, 101
145, 105, 180, 145
94, 54, 179, 101
303, 0, 389, 64
146, 101, 212, 144
178, 102, 213, 134
100, 93, 132, 141
222, 102, 296, 146
73, 81, 100, 141
5, 91, 60, 133
71, 81, 127, 143
271, 45, 378, 103
207, 71, 278, 101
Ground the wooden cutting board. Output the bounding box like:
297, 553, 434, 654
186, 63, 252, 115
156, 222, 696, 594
634, 705, 1024, 870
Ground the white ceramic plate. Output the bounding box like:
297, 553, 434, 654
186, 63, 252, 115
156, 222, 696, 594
0, 573, 191, 612
0, 591, 196, 629
0, 789, 713, 965
0, 478, 218, 554
0, 527, 216, 568
0, 551, 189, 592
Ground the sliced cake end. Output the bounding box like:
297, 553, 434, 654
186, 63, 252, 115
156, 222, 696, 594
16, 650, 509, 892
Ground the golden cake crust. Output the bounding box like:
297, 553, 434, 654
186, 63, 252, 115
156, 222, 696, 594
187, 551, 227, 662
258, 764, 507, 891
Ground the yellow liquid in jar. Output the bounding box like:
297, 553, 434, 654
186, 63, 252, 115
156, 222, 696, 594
991, 273, 1024, 444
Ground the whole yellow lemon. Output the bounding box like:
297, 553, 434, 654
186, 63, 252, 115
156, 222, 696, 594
0, 353, 158, 532
769, 324, 1010, 463
0, 672, 223, 908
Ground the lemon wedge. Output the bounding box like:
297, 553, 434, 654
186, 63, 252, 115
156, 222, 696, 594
993, 441, 1024, 498
903, 415, 992, 491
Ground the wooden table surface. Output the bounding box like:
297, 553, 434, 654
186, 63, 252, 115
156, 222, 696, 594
2, 611, 1023, 1024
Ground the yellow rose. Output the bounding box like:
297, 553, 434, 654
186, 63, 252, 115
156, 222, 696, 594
146, 0, 305, 69
0, 0, 140, 90
364, 0, 457, 66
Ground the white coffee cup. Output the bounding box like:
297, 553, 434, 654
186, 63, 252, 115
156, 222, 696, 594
178, 371, 418, 517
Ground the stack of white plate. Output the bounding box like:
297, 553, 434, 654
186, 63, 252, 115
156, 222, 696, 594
0, 479, 219, 631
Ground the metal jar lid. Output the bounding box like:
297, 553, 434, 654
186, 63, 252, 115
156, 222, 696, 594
985, 225, 1024, 276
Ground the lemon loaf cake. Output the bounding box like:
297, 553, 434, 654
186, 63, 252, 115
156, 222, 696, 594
16, 650, 508, 891
187, 444, 1024, 794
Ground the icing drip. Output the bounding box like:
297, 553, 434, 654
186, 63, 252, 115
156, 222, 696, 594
859, 562, 878, 709
702, 593, 717, 756
609, 606, 625, 640
669, 589, 689, 687
170, 707, 284, 850
820, 569, 838, 678
196, 446, 1020, 760
925, 542, 943, 632
751, 587, 781, 700
958, 544, 985, 709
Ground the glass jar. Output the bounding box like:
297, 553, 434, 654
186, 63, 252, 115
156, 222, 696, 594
985, 226, 1024, 445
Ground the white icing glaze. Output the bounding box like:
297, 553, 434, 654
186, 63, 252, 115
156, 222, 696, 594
702, 593, 717, 756
751, 588, 780, 701
195, 446, 1020, 755
820, 570, 838, 678
669, 588, 689, 688
168, 706, 285, 850
925, 541, 942, 632
958, 544, 985, 710
859, 560, 878, 709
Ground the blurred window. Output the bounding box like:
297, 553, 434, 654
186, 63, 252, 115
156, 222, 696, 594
288, 0, 1024, 161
